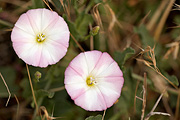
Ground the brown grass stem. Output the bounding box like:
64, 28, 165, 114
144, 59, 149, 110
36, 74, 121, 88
175, 91, 180, 120
14, 94, 20, 120
26, 64, 38, 115
70, 33, 85, 52
42, 0, 53, 11
0, 72, 11, 106
154, 0, 175, 41
102, 110, 106, 120
49, 86, 65, 92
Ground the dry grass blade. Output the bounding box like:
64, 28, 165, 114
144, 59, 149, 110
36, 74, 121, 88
49, 86, 65, 92
14, 94, 20, 120
0, 72, 11, 106
89, 23, 94, 50
105, 4, 122, 31
70, 33, 85, 52
42, 0, 53, 11
40, 106, 63, 120
134, 80, 140, 113
92, 3, 103, 30
139, 10, 151, 25
26, 64, 38, 115
144, 90, 170, 120
102, 110, 106, 120
141, 73, 147, 120
175, 91, 180, 120
146, 0, 168, 31
136, 46, 178, 89
154, 0, 175, 41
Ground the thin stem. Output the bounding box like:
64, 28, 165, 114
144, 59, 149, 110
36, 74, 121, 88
70, 33, 85, 52
26, 64, 38, 114
0, 72, 11, 106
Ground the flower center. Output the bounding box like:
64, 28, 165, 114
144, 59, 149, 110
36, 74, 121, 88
86, 76, 97, 87
36, 33, 46, 43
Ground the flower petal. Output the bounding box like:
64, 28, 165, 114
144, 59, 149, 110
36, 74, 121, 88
14, 13, 36, 35
90, 52, 114, 77
97, 77, 124, 107
68, 53, 89, 79
97, 61, 123, 77
11, 8, 70, 67
11, 27, 35, 43
84, 51, 102, 74
74, 87, 107, 111
65, 82, 88, 100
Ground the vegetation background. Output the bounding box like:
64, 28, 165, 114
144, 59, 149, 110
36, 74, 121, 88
0, 0, 180, 120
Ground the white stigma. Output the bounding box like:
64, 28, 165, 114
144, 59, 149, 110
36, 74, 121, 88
90, 77, 97, 85
37, 33, 46, 42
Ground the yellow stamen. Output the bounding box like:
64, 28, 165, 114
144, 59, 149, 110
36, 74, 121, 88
36, 33, 46, 43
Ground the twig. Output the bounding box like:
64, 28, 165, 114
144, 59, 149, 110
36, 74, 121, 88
49, 86, 65, 92
26, 64, 38, 114
102, 110, 106, 120
134, 80, 140, 113
89, 24, 94, 51
144, 90, 170, 120
141, 73, 147, 120
14, 94, 20, 120
42, 0, 53, 11
0, 72, 11, 106
70, 33, 85, 52
136, 96, 143, 101
175, 91, 180, 120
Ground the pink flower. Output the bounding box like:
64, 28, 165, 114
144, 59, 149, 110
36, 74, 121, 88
64, 50, 124, 111
11, 8, 70, 67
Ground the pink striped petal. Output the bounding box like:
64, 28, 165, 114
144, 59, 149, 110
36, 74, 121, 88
11, 8, 70, 67
74, 87, 107, 111
65, 50, 124, 111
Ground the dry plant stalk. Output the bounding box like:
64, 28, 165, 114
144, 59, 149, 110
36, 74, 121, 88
146, 0, 168, 31
26, 64, 38, 115
134, 80, 140, 113
136, 46, 178, 89
154, 0, 175, 41
92, 3, 103, 30
175, 92, 180, 120
102, 110, 106, 120
40, 106, 63, 120
89, 23, 94, 51
14, 94, 20, 120
70, 33, 85, 52
49, 86, 65, 92
141, 73, 147, 120
42, 0, 53, 11
59, 0, 71, 19
144, 91, 170, 120
0, 72, 11, 106
164, 41, 180, 60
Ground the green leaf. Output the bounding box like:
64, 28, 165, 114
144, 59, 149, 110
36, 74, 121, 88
31, 0, 45, 8
85, 115, 102, 120
35, 89, 55, 99
75, 12, 93, 38
114, 47, 135, 68
134, 24, 154, 47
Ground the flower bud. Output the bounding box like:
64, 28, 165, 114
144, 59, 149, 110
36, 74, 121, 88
34, 71, 41, 82
90, 26, 100, 36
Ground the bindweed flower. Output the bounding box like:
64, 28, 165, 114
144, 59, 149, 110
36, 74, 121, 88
64, 50, 124, 111
11, 8, 70, 67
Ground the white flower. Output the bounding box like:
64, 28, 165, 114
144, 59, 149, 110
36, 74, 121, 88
11, 8, 70, 67
65, 50, 124, 111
